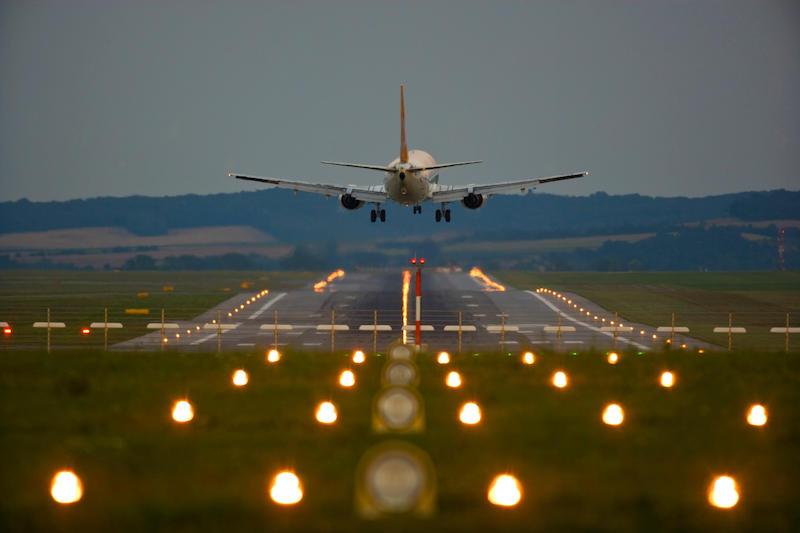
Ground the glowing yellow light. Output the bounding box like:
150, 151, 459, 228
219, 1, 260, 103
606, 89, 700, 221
175, 333, 180, 339
652, 334, 658, 340
469, 267, 506, 291
681, 343, 687, 349
698, 348, 705, 354
487, 474, 522, 507
313, 269, 346, 292
171, 400, 194, 423
50, 470, 83, 504
352, 350, 366, 364
445, 371, 462, 388
640, 330, 645, 335
402, 270, 411, 344
437, 351, 451, 364
607, 352, 619, 365
338, 369, 356, 388
594, 315, 598, 320
315, 401, 338, 424
746, 404, 768, 426
269, 471, 303, 505
522, 352, 535, 365
602, 403, 624, 426
551, 370, 568, 389
708, 475, 739, 509
162, 338, 168, 344
659, 371, 675, 388
459, 402, 482, 425
232, 369, 249, 387
267, 349, 281, 363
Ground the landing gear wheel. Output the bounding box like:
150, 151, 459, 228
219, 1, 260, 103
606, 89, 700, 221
413, 205, 422, 214
444, 209, 451, 222
435, 209, 442, 222
379, 209, 386, 222
370, 210, 377, 223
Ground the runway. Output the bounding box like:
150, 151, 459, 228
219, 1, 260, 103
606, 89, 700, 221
116, 270, 711, 353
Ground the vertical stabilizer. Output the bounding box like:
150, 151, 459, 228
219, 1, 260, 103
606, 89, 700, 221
400, 85, 409, 163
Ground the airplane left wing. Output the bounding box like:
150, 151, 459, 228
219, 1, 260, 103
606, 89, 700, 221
430, 172, 588, 203
229, 173, 388, 203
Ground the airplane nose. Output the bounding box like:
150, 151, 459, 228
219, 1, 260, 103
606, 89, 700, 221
398, 171, 406, 181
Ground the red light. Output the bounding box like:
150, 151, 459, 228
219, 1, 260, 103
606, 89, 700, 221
410, 258, 417, 264
80, 327, 91, 335
420, 258, 426, 265
2, 327, 11, 336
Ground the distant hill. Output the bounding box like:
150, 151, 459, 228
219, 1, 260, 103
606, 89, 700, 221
0, 189, 797, 271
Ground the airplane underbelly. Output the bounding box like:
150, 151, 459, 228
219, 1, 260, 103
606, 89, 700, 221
386, 174, 428, 205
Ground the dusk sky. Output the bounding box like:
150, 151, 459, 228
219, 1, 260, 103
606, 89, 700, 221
1, 0, 798, 202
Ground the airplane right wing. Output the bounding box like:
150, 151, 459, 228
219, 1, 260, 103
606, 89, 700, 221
430, 172, 588, 203
229, 173, 388, 203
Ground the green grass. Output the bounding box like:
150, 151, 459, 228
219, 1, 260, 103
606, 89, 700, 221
496, 271, 800, 351
1, 348, 798, 531
0, 271, 317, 348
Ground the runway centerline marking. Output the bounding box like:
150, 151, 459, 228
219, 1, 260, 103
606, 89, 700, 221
248, 292, 287, 319
525, 290, 649, 351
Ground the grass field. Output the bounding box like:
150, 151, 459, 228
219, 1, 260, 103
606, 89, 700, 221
497, 271, 800, 352
0, 271, 317, 348
1, 347, 798, 531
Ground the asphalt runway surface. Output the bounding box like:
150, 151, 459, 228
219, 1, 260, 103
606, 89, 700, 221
117, 270, 711, 353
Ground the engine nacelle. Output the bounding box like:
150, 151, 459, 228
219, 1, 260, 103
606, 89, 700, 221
461, 193, 484, 210
340, 194, 365, 210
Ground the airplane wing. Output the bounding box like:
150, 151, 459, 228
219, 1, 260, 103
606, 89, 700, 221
430, 172, 588, 203
229, 173, 388, 203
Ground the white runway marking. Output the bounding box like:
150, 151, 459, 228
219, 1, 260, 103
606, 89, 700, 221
303, 342, 322, 346
248, 292, 287, 319
525, 291, 649, 351
190, 324, 240, 345
461, 295, 473, 299
467, 304, 479, 307
237, 343, 255, 346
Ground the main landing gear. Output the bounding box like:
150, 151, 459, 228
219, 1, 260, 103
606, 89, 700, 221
435, 204, 451, 223
412, 205, 422, 214
370, 205, 386, 223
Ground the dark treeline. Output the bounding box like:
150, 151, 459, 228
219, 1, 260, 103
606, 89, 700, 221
3, 189, 798, 242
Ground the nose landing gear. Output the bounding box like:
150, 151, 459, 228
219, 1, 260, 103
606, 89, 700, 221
412, 205, 422, 215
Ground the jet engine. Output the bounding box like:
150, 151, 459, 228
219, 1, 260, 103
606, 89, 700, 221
340, 194, 365, 210
461, 193, 484, 210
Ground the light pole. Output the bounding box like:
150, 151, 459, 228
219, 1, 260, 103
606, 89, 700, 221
410, 256, 425, 351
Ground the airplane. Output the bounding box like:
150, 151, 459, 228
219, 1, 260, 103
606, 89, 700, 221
229, 86, 588, 223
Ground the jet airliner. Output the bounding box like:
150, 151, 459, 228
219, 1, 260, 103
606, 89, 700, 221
229, 86, 587, 223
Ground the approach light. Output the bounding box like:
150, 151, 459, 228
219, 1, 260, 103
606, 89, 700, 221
315, 401, 338, 424
708, 475, 739, 509
551, 370, 568, 389
267, 349, 281, 363
602, 403, 625, 426
487, 474, 522, 507
607, 352, 619, 365
171, 400, 194, 423
352, 350, 366, 364
459, 402, 482, 425
338, 369, 356, 388
420, 257, 425, 264
522, 352, 535, 365
50, 470, 83, 504
437, 352, 451, 364
269, 471, 303, 505
660, 371, 675, 388
3, 327, 11, 336
232, 369, 249, 387
746, 404, 767, 427
80, 327, 91, 335
445, 371, 462, 388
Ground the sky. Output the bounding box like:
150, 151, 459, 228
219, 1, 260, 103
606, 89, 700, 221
1, 0, 798, 202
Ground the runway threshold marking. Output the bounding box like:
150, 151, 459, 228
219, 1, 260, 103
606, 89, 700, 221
525, 291, 649, 351
248, 292, 287, 319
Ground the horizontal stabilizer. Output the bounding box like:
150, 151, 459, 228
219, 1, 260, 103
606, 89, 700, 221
320, 161, 393, 172
408, 160, 482, 172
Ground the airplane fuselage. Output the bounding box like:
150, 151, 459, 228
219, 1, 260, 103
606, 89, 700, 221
384, 149, 437, 206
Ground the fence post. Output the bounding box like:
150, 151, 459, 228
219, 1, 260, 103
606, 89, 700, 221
46, 307, 51, 353
331, 309, 336, 353
273, 309, 279, 350
104, 307, 109, 351
216, 310, 222, 353
613, 312, 619, 349
786, 313, 790, 354
670, 312, 676, 346
499, 313, 506, 353
457, 311, 463, 354
728, 312, 733, 352
372, 310, 378, 355
160, 308, 165, 352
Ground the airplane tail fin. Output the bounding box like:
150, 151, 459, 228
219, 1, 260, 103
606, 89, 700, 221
400, 85, 409, 163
